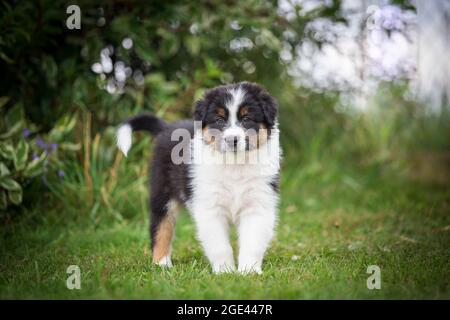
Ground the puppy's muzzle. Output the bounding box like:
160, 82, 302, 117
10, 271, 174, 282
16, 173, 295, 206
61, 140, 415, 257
225, 135, 239, 150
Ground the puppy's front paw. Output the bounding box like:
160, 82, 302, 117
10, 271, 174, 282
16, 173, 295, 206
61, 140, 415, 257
238, 264, 262, 275
238, 261, 262, 275
212, 262, 236, 274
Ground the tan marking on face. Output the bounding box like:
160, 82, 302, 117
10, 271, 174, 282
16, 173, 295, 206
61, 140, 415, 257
257, 123, 269, 148
216, 107, 226, 118
202, 125, 215, 145
239, 106, 249, 117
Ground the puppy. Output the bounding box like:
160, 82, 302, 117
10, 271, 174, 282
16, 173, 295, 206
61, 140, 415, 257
117, 82, 281, 274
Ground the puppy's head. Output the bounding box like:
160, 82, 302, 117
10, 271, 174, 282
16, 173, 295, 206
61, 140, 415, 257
194, 82, 278, 153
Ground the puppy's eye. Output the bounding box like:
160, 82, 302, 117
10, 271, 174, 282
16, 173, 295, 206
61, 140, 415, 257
215, 117, 225, 125
241, 116, 252, 123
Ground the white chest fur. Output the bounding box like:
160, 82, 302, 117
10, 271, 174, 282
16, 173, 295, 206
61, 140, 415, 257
188, 128, 281, 222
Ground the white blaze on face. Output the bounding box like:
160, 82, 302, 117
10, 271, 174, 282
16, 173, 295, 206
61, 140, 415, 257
223, 86, 247, 152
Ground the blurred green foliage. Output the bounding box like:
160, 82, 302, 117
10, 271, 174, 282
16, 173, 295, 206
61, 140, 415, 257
0, 0, 338, 213
0, 1, 448, 216
0, 0, 316, 127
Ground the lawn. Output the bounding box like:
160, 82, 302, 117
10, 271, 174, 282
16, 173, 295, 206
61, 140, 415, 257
1, 157, 449, 299
1, 0, 449, 301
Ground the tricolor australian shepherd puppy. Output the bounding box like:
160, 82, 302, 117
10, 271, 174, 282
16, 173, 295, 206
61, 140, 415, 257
117, 82, 281, 274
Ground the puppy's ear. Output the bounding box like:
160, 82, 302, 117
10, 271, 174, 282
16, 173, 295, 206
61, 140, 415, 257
193, 99, 207, 124
260, 93, 278, 128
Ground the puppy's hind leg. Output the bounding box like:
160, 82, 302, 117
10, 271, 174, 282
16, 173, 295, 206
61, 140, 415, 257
151, 197, 179, 268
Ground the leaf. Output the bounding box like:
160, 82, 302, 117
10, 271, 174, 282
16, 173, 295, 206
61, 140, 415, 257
0, 190, 7, 210
157, 28, 180, 57
5, 102, 23, 124
205, 59, 222, 78
48, 113, 78, 141
3, 104, 22, 135
0, 144, 15, 160
0, 96, 10, 109
0, 162, 10, 178
42, 55, 58, 87
259, 29, 282, 50
23, 153, 46, 178
135, 44, 159, 65
0, 52, 14, 64
59, 142, 81, 152
144, 73, 165, 86
8, 189, 22, 205
185, 36, 201, 55
0, 177, 21, 191
0, 120, 22, 139
14, 139, 29, 171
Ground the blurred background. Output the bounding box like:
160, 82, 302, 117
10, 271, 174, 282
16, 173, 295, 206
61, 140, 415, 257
0, 0, 449, 299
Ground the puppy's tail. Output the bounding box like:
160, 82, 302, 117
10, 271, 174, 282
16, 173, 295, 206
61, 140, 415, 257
116, 113, 167, 157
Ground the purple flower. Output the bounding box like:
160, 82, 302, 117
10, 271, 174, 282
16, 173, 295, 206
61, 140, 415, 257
58, 170, 65, 178
51, 143, 58, 151
36, 138, 47, 149
23, 128, 31, 138
32, 152, 39, 160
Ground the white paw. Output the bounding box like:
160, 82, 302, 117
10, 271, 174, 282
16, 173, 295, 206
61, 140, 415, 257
238, 264, 262, 275
156, 255, 173, 268
212, 263, 236, 274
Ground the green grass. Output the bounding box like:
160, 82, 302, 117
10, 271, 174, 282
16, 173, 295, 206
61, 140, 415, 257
1, 157, 449, 299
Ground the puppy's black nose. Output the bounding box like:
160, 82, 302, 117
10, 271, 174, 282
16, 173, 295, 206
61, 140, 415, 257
225, 136, 239, 149
232, 137, 238, 147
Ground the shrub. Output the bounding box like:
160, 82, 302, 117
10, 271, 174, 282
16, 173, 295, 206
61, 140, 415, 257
0, 98, 79, 210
